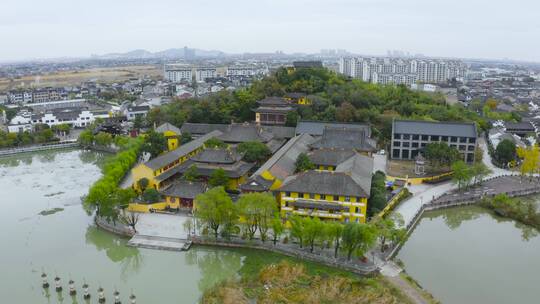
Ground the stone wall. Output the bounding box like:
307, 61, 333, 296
191, 236, 378, 276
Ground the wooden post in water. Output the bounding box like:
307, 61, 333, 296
41, 273, 49, 288
69, 279, 76, 296
83, 283, 90, 299
98, 286, 106, 303
54, 276, 62, 292
114, 290, 121, 304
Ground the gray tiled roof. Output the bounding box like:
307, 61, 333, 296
393, 119, 477, 138
144, 130, 223, 170
156, 122, 181, 134
128, 105, 150, 112
159, 180, 207, 199
254, 106, 294, 113
176, 159, 254, 178
191, 148, 243, 164
285, 92, 306, 99
180, 123, 229, 135
335, 154, 374, 197
257, 96, 289, 106
308, 149, 356, 167
311, 127, 376, 151
505, 121, 535, 131
278, 153, 373, 197
180, 123, 295, 139
295, 121, 371, 137
254, 134, 316, 181
240, 175, 275, 192
218, 124, 274, 143
279, 170, 369, 198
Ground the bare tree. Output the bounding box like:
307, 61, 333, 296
119, 210, 140, 233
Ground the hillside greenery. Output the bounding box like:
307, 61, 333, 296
146, 67, 488, 145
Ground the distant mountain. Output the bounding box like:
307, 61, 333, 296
96, 48, 227, 59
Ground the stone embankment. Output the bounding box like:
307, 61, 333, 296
0, 140, 78, 156
95, 216, 135, 237
191, 235, 378, 275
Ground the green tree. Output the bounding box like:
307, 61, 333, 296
237, 141, 271, 163
137, 177, 149, 191
237, 192, 277, 241
95, 132, 113, 147
303, 217, 325, 253
425, 142, 460, 169
471, 162, 491, 185
141, 130, 168, 158
133, 115, 144, 129
142, 188, 161, 203
78, 130, 94, 147
325, 222, 344, 258
271, 215, 284, 245
367, 171, 387, 217
374, 214, 405, 252
194, 187, 237, 238
183, 165, 200, 182
205, 138, 227, 149
495, 139, 516, 167
285, 111, 299, 127
289, 215, 306, 248
180, 132, 193, 144
452, 160, 472, 190
209, 168, 229, 188
341, 222, 378, 261
295, 153, 315, 173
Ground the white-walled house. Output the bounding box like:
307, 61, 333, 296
7, 108, 110, 133
124, 105, 150, 121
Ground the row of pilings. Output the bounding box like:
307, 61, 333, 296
40, 272, 137, 303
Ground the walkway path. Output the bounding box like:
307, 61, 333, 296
386, 275, 429, 304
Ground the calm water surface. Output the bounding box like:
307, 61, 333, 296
0, 149, 254, 304
398, 205, 540, 304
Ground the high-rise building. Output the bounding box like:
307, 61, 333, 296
338, 57, 467, 86
164, 64, 193, 83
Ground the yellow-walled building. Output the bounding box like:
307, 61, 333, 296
173, 148, 253, 191
276, 154, 373, 223
156, 122, 182, 151
131, 130, 223, 191
284, 92, 311, 105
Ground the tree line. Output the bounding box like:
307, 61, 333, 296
83, 136, 143, 223
142, 67, 488, 145
192, 187, 406, 261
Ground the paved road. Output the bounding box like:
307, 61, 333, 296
136, 213, 191, 239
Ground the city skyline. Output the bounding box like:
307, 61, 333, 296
2, 0, 540, 62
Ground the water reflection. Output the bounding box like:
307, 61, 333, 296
78, 150, 100, 165
84, 225, 142, 279
37, 152, 57, 163
185, 248, 242, 292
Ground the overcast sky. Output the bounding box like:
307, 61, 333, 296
1, 0, 539, 62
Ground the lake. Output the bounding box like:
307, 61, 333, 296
0, 149, 258, 303
398, 205, 540, 304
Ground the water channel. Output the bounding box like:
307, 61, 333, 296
0, 149, 257, 303
398, 205, 540, 304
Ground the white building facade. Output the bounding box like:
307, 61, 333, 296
338, 57, 467, 86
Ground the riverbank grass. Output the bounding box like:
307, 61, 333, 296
201, 249, 415, 304
480, 193, 540, 230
